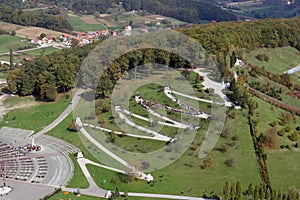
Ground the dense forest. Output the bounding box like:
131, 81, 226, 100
121, 0, 237, 22
0, 4, 73, 32
179, 17, 300, 76
0, 0, 237, 23
5, 17, 300, 101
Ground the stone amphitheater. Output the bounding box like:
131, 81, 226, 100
0, 127, 80, 200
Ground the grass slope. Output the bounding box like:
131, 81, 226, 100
67, 15, 106, 32
0, 94, 70, 132
0, 34, 31, 53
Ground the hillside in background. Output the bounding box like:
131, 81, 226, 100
5, 17, 300, 101
0, 0, 237, 23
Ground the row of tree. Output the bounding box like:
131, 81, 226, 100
223, 181, 300, 200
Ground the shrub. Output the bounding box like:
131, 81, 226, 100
278, 129, 285, 136
202, 157, 213, 168
225, 157, 236, 167
289, 131, 299, 141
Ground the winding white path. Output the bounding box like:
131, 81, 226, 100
83, 122, 169, 142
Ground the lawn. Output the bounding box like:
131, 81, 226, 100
251, 96, 300, 191
0, 94, 70, 132
0, 72, 7, 79
49, 190, 170, 200
253, 96, 300, 146
0, 34, 35, 53
266, 151, 300, 191
246, 46, 300, 84
67, 15, 106, 32
24, 46, 61, 56
85, 108, 261, 198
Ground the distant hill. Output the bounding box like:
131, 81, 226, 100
0, 0, 237, 23
121, 0, 237, 22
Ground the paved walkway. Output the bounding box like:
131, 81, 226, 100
62, 157, 212, 200
77, 118, 139, 172
33, 89, 83, 138
62, 158, 107, 198
115, 106, 171, 141
193, 69, 237, 108
83, 122, 169, 141
119, 108, 188, 129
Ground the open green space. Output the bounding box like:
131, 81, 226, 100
85, 108, 260, 198
253, 96, 299, 145
87, 127, 166, 154
266, 151, 300, 191
0, 94, 70, 132
0, 34, 35, 53
250, 96, 300, 190
0, 72, 7, 79
246, 46, 300, 84
246, 47, 300, 75
24, 46, 61, 56
49, 191, 169, 200
67, 15, 106, 32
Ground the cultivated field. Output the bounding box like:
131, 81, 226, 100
0, 21, 72, 39
67, 14, 107, 32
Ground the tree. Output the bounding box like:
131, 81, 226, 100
39, 33, 46, 40
230, 183, 236, 200
40, 83, 57, 101
289, 131, 299, 142
246, 183, 254, 198
202, 157, 213, 168
225, 157, 235, 167
235, 181, 242, 200
68, 121, 78, 132
264, 127, 278, 149
223, 181, 230, 200
9, 48, 14, 69
11, 30, 16, 36
7, 68, 21, 94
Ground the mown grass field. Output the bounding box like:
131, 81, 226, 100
250, 96, 300, 191
266, 151, 300, 191
0, 72, 7, 79
0, 34, 32, 53
0, 94, 70, 132
246, 46, 300, 84
67, 15, 107, 32
85, 108, 261, 198
49, 191, 169, 200
24, 46, 60, 56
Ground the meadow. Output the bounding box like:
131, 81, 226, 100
23, 46, 60, 56
0, 34, 33, 54
67, 15, 107, 32
246, 46, 300, 84
0, 94, 70, 132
